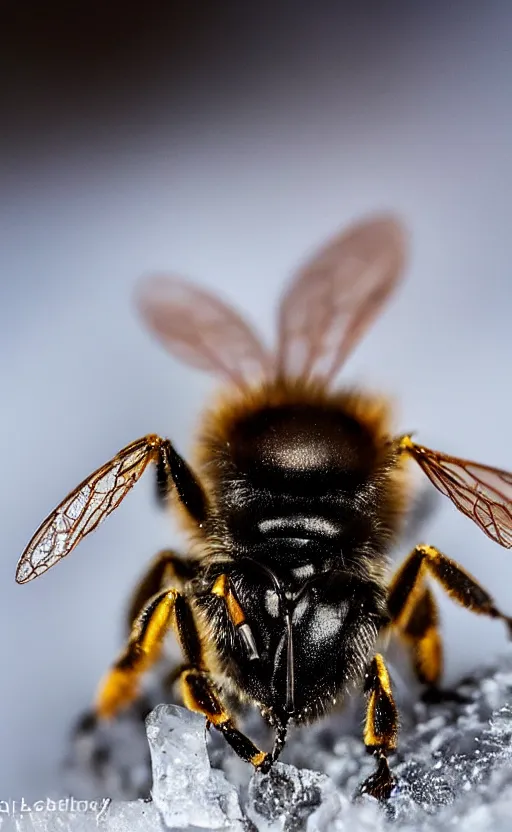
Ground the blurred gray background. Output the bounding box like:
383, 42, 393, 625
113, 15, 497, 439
2, 0, 512, 801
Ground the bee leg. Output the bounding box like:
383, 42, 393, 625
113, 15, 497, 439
391, 583, 469, 702
390, 581, 443, 690
99, 576, 272, 770
271, 723, 288, 763
211, 574, 260, 660
180, 668, 272, 772
388, 545, 512, 686
126, 548, 197, 630
96, 587, 200, 718
155, 439, 208, 525
357, 654, 398, 802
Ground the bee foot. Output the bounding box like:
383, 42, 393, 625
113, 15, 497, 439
356, 755, 396, 802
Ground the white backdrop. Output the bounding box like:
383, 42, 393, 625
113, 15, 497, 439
2, 2, 512, 800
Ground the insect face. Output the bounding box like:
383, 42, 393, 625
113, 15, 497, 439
196, 563, 384, 726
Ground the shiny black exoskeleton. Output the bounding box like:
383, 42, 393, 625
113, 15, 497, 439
191, 397, 402, 739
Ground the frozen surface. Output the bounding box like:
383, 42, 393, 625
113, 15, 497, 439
146, 704, 244, 830
11, 651, 512, 830
247, 764, 342, 831
0, 801, 161, 831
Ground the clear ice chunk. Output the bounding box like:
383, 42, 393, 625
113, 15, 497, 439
146, 703, 244, 830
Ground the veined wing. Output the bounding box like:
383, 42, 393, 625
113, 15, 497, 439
16, 435, 162, 583
406, 441, 512, 548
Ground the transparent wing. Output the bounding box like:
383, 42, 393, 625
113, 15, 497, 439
136, 275, 271, 388
407, 442, 512, 548
276, 216, 406, 383
16, 435, 161, 584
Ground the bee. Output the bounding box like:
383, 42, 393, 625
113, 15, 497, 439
16, 216, 512, 800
